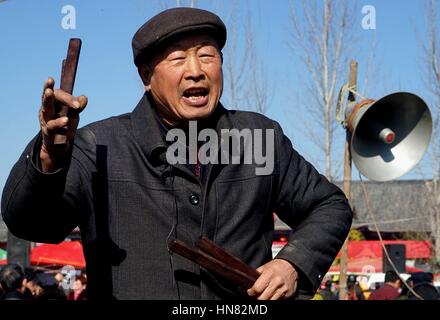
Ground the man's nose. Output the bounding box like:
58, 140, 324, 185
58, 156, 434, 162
184, 55, 204, 81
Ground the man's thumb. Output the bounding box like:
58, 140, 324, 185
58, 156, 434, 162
77, 95, 88, 111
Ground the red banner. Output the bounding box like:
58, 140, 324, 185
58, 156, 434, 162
336, 240, 431, 259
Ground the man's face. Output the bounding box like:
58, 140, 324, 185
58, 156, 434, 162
73, 279, 85, 292
141, 34, 223, 125
26, 281, 43, 297
54, 273, 63, 287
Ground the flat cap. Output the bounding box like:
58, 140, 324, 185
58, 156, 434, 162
132, 7, 227, 66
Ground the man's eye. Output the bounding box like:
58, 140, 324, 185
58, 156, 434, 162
200, 54, 215, 59
168, 53, 185, 61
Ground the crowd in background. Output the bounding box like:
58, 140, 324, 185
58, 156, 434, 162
313, 271, 440, 300
2, 262, 439, 300
0, 263, 87, 300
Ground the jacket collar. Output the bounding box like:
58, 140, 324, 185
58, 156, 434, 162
131, 93, 168, 161
130, 92, 229, 162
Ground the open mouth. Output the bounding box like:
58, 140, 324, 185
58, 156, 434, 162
182, 87, 210, 106
183, 88, 209, 101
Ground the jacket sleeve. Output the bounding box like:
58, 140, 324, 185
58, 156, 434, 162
272, 122, 352, 299
1, 129, 96, 244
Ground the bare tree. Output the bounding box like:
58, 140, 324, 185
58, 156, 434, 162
155, 0, 197, 11
220, 3, 253, 109
212, 1, 272, 114
248, 31, 272, 115
420, 0, 440, 266
287, 0, 357, 181
240, 9, 272, 115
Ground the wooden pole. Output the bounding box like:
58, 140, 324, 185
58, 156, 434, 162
338, 60, 357, 300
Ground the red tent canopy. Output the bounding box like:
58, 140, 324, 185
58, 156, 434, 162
329, 240, 431, 273
328, 256, 425, 273
30, 241, 85, 268
335, 240, 432, 260
271, 240, 431, 274
2, 240, 432, 271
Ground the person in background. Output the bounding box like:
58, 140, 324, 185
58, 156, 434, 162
317, 279, 337, 300
54, 272, 64, 288
0, 264, 26, 300
407, 272, 440, 300
37, 272, 67, 300
346, 274, 365, 300
67, 274, 87, 300
397, 278, 411, 300
25, 270, 66, 300
24, 269, 43, 298
368, 270, 401, 300
332, 277, 340, 298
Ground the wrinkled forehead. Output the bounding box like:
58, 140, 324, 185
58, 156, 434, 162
166, 33, 219, 51
146, 32, 220, 67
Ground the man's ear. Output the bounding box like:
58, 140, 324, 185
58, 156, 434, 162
138, 64, 152, 91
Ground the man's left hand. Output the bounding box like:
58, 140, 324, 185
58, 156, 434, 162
247, 259, 298, 300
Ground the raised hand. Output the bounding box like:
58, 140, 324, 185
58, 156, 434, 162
39, 77, 87, 172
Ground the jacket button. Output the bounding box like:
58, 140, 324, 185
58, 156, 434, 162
189, 194, 199, 205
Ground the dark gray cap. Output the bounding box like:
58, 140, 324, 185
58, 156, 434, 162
132, 7, 227, 66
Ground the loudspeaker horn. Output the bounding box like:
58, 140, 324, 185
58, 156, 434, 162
347, 92, 432, 182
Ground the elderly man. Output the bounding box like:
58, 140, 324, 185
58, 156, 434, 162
1, 7, 352, 300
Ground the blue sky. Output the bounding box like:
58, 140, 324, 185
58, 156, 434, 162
0, 0, 437, 193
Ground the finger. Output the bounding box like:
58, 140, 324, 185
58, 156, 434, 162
247, 283, 262, 297
270, 289, 286, 301
247, 273, 270, 298
42, 77, 55, 98
45, 117, 69, 133
53, 89, 82, 110
256, 266, 265, 274
41, 87, 55, 121
76, 95, 88, 112
247, 287, 257, 297
284, 280, 297, 299
256, 281, 280, 300
39, 110, 49, 136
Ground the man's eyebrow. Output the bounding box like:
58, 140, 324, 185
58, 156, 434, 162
168, 40, 217, 50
